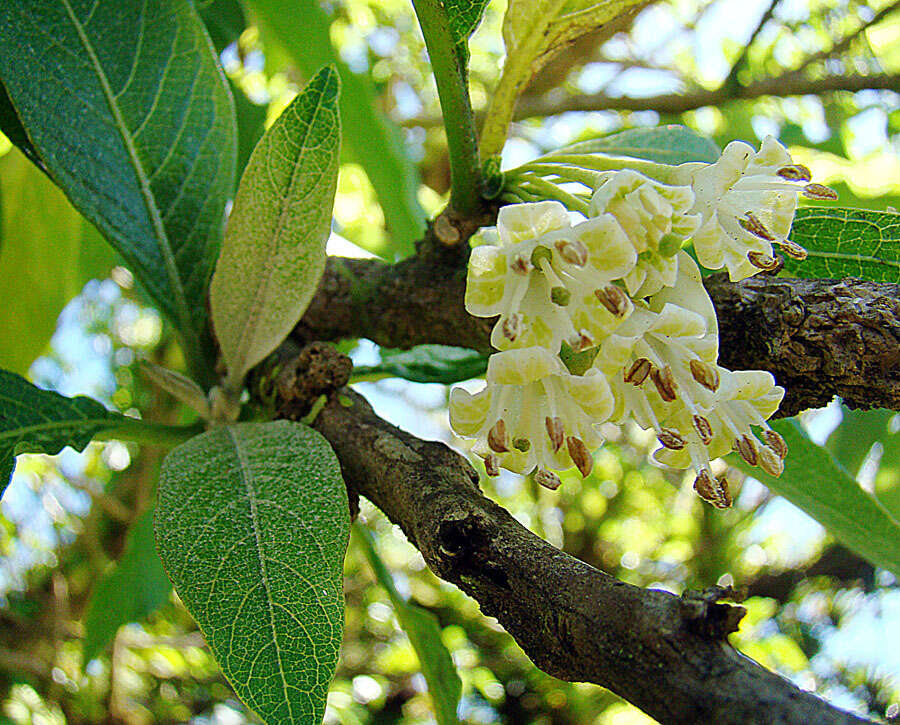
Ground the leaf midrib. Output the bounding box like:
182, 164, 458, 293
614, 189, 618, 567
227, 426, 294, 720
60, 0, 195, 343
0, 417, 118, 443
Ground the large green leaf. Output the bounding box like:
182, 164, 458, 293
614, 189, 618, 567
0, 0, 237, 376
784, 207, 900, 283
826, 405, 894, 479
211, 67, 340, 391
730, 419, 900, 577
156, 420, 349, 724
443, 0, 491, 41
356, 524, 461, 725
0, 149, 117, 375
195, 0, 246, 52
549, 126, 721, 165
352, 346, 489, 385
0, 370, 125, 496
250, 0, 426, 259
0, 82, 45, 174
83, 508, 172, 663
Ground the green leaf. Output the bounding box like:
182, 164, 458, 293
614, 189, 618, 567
551, 126, 721, 165
0, 369, 125, 496
730, 419, 900, 578
352, 346, 489, 384
83, 508, 172, 663
0, 149, 117, 375
195, 0, 246, 52
0, 0, 237, 377
250, 0, 426, 259
355, 524, 461, 725
784, 207, 900, 283
211, 67, 341, 391
0, 81, 45, 174
826, 405, 894, 479
443, 0, 491, 41
156, 420, 349, 724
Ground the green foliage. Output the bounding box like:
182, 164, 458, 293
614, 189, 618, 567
353, 346, 489, 384
730, 419, 900, 578
211, 67, 341, 392
356, 525, 462, 725
0, 149, 117, 374
156, 420, 349, 724
82, 508, 172, 663
195, 0, 246, 52
0, 369, 124, 496
0, 82, 44, 174
0, 0, 237, 377
250, 0, 426, 258
443, 0, 491, 41
785, 208, 900, 283
826, 406, 895, 479
549, 126, 722, 165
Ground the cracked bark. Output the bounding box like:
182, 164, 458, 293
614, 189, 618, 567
295, 249, 900, 416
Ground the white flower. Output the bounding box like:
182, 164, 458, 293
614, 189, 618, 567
449, 346, 614, 485
464, 201, 638, 353
589, 170, 700, 297
672, 136, 836, 281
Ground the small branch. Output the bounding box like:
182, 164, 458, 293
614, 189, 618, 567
721, 0, 780, 90
304, 387, 873, 724
412, 0, 483, 215
294, 254, 900, 415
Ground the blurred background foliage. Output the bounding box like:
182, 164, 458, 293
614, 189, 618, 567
1, 0, 899, 722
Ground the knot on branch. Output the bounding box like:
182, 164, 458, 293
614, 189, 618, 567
269, 342, 352, 419
436, 513, 510, 590
679, 585, 747, 639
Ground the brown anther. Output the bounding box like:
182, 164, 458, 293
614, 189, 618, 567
512, 437, 531, 452
488, 419, 510, 453
739, 212, 775, 241
689, 359, 720, 392
658, 428, 686, 450
484, 454, 500, 477
535, 468, 562, 490
777, 164, 812, 182
758, 445, 785, 477
803, 183, 838, 201
762, 429, 788, 459
572, 330, 594, 351
554, 238, 588, 267
777, 239, 808, 261
747, 250, 780, 271
624, 358, 651, 386
566, 436, 594, 478
734, 434, 758, 466
692, 415, 713, 445
510, 255, 533, 275
693, 469, 733, 509
545, 416, 565, 452
501, 313, 523, 342
650, 365, 678, 402
594, 284, 630, 318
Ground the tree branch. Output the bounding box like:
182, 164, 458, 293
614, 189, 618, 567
294, 253, 900, 415
295, 386, 873, 724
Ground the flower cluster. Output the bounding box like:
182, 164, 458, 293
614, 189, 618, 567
451, 136, 834, 507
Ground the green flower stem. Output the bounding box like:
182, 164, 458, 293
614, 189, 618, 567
412, 0, 483, 215
96, 417, 204, 448
512, 174, 591, 215
516, 163, 603, 188
524, 154, 678, 182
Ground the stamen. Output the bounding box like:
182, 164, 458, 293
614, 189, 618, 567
762, 429, 788, 459
545, 416, 565, 452
571, 329, 594, 351
777, 164, 812, 182
776, 239, 808, 261
501, 313, 523, 342
692, 415, 713, 445
693, 469, 732, 509
650, 365, 678, 402
739, 212, 775, 241
488, 419, 510, 453
758, 445, 785, 476
535, 468, 562, 490
734, 434, 758, 466
555, 238, 588, 267
747, 251, 781, 271
484, 454, 500, 477
567, 436, 594, 477
624, 358, 651, 385
689, 359, 720, 392
595, 284, 630, 318
803, 183, 838, 201
510, 254, 532, 275
658, 428, 686, 450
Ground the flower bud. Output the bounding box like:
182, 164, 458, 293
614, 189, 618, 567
624, 358, 651, 385
567, 436, 594, 477
545, 416, 565, 452
488, 419, 510, 453
535, 468, 562, 490
689, 359, 720, 392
